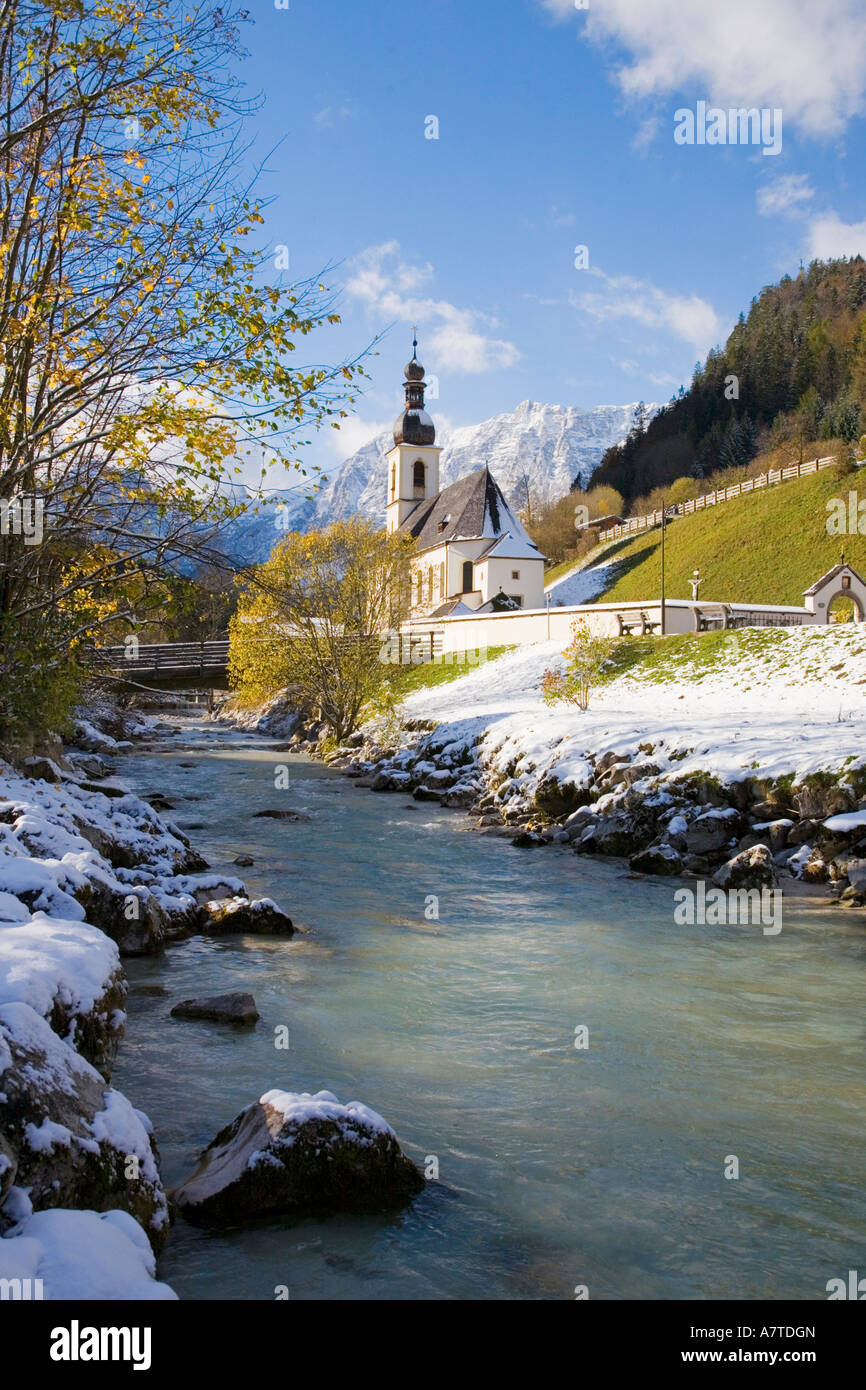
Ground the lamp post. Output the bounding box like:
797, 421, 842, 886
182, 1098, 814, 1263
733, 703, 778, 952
660, 496, 667, 635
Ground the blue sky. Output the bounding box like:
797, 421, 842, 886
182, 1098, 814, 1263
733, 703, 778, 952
235, 0, 866, 489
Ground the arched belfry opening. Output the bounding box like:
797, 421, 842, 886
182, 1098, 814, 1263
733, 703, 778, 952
413, 459, 425, 494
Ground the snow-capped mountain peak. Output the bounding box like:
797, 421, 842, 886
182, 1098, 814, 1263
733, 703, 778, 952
220, 399, 655, 564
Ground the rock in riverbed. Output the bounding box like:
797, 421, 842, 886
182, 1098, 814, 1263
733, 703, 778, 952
199, 896, 294, 936
172, 1088, 424, 1226
629, 843, 684, 876
171, 992, 259, 1025
713, 843, 777, 890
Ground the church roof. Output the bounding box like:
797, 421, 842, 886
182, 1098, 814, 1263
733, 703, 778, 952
399, 466, 544, 557
427, 598, 476, 617
803, 561, 866, 595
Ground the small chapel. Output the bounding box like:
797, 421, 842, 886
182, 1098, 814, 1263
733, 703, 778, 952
386, 340, 546, 617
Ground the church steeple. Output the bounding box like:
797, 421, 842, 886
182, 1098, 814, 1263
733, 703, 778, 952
386, 334, 441, 533
393, 332, 436, 446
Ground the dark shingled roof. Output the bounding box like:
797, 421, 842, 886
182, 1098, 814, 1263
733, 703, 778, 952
398, 466, 509, 549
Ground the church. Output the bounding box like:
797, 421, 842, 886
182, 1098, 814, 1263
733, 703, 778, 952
385, 341, 546, 617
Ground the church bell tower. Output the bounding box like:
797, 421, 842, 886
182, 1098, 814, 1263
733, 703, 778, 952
385, 335, 441, 533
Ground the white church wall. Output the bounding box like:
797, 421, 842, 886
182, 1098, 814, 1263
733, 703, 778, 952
477, 555, 545, 608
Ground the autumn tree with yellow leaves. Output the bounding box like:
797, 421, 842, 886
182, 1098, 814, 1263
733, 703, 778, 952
228, 519, 413, 742
0, 0, 365, 735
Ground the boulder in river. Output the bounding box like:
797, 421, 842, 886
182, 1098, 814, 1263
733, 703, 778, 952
712, 844, 777, 891
172, 1088, 424, 1226
171, 992, 259, 1025
629, 843, 683, 876
199, 895, 294, 936
252, 809, 311, 822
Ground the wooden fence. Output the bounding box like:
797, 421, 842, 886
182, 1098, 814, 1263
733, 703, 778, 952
596, 455, 838, 544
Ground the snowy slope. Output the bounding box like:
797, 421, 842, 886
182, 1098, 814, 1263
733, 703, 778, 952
399, 625, 866, 795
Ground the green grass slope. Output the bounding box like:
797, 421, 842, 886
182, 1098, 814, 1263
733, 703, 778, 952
591, 466, 866, 606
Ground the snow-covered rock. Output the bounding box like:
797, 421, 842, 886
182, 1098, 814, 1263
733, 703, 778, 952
0, 916, 125, 1077
199, 895, 294, 936
0, 1002, 168, 1250
712, 845, 777, 891
0, 1208, 177, 1300
629, 843, 684, 876
172, 1088, 423, 1226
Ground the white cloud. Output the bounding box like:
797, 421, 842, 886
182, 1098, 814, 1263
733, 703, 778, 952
324, 416, 390, 458
346, 242, 521, 373
757, 173, 814, 217
573, 267, 724, 354
806, 213, 866, 260
313, 104, 356, 128
540, 0, 866, 138
631, 114, 662, 153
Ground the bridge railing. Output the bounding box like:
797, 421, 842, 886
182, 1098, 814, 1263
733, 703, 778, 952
89, 640, 231, 674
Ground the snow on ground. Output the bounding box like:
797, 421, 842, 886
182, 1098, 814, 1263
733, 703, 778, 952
0, 736, 189, 1297
0, 1208, 177, 1300
0, 915, 123, 1038
545, 552, 622, 606
402, 625, 866, 794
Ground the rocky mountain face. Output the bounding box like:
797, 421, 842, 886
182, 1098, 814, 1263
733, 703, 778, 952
221, 399, 655, 564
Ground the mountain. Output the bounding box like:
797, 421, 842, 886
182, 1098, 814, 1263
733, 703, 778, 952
219, 399, 655, 565
591, 256, 866, 505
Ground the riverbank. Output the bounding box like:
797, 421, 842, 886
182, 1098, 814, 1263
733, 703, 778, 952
0, 706, 302, 1297
244, 625, 866, 912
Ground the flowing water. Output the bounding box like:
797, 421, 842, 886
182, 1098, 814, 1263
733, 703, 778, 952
112, 720, 866, 1301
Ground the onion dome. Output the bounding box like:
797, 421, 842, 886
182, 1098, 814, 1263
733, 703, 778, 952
393, 332, 436, 445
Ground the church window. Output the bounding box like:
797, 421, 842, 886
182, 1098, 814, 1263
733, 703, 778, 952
413, 460, 425, 491
512, 570, 520, 580
427, 568, 434, 603
391, 464, 396, 498
461, 560, 473, 594
440, 561, 446, 596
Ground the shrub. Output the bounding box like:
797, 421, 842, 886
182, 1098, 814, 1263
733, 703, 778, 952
541, 620, 617, 711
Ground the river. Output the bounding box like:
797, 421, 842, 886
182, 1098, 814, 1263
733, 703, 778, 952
112, 719, 866, 1301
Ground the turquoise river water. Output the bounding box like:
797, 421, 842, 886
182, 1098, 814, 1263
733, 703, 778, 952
111, 720, 866, 1301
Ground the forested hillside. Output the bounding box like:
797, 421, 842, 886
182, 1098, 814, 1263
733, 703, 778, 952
591, 258, 866, 504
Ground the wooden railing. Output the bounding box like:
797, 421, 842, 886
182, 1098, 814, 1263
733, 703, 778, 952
90, 640, 230, 677
597, 455, 838, 543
